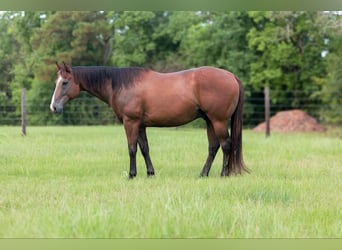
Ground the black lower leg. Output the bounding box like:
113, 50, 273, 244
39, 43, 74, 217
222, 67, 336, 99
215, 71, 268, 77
200, 119, 219, 177
221, 137, 231, 177
138, 128, 155, 177
200, 144, 219, 177
143, 152, 154, 177
128, 144, 137, 179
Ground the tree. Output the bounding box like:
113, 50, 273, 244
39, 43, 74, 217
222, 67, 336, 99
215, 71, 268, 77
317, 12, 342, 124
179, 12, 254, 81
0, 12, 18, 124
0, 11, 48, 124
9, 12, 49, 104
320, 53, 342, 124
247, 11, 328, 121
110, 11, 158, 67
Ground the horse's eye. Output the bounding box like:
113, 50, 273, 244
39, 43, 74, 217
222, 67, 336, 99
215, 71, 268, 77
62, 81, 68, 86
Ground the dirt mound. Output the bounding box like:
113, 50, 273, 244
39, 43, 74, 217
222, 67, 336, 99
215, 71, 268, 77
253, 109, 326, 133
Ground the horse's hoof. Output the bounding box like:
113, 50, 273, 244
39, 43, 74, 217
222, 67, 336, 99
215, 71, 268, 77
199, 171, 209, 177
129, 173, 136, 179
147, 171, 155, 177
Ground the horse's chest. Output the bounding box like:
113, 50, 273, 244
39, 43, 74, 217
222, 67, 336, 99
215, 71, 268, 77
111, 89, 144, 121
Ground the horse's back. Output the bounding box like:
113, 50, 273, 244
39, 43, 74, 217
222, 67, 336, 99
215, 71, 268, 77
115, 66, 240, 127
142, 66, 240, 125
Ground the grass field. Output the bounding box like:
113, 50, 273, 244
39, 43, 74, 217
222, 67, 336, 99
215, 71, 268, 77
0, 126, 341, 238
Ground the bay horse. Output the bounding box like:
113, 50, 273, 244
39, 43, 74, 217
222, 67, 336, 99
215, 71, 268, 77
50, 62, 248, 178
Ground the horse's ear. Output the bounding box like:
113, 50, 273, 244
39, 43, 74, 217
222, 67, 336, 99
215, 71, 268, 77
63, 61, 72, 73
56, 61, 62, 71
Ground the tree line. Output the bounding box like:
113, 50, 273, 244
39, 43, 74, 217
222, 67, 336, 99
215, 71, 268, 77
0, 11, 341, 126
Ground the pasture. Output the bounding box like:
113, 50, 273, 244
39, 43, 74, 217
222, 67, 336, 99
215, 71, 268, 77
0, 126, 341, 238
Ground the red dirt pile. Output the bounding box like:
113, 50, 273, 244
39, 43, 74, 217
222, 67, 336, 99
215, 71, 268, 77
253, 109, 326, 133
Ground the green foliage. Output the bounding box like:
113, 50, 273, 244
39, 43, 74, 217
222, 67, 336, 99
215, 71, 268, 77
111, 11, 158, 67
180, 12, 254, 81
246, 12, 331, 122
318, 49, 342, 124
0, 11, 341, 126
0, 12, 22, 124
8, 12, 47, 106
248, 12, 327, 91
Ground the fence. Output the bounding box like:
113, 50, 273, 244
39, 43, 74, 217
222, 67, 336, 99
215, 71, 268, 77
0, 88, 334, 129
243, 89, 329, 127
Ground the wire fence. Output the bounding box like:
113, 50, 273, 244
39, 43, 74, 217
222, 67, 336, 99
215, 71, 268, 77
0, 89, 334, 128
243, 89, 330, 128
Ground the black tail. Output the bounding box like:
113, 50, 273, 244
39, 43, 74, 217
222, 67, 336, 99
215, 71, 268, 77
229, 77, 249, 174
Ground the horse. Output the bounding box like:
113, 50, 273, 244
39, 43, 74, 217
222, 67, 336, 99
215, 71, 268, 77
50, 62, 248, 178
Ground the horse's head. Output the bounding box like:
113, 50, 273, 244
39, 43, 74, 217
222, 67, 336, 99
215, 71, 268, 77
50, 62, 80, 114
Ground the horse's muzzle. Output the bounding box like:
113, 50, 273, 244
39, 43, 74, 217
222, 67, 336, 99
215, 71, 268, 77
50, 103, 63, 114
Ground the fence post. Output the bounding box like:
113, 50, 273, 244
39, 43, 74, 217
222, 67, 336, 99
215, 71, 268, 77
264, 86, 270, 137
21, 88, 26, 136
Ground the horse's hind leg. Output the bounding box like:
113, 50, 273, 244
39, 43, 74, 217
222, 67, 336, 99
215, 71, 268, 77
220, 136, 231, 176
211, 120, 231, 176
137, 127, 155, 177
200, 119, 220, 177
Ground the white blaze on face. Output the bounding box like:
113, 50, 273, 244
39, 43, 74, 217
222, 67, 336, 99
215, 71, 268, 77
50, 76, 64, 112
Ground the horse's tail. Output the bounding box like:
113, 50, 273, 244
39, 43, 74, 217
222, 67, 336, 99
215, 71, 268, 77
229, 77, 249, 175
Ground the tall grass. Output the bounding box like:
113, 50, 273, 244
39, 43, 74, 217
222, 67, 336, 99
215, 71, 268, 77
0, 126, 341, 238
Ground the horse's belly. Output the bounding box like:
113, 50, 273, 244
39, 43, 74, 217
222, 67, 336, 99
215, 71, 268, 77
143, 101, 199, 127
144, 116, 197, 127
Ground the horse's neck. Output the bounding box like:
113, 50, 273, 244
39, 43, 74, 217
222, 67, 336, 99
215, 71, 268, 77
80, 80, 113, 105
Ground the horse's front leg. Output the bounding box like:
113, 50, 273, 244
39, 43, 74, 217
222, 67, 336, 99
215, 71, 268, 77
137, 126, 155, 177
123, 119, 140, 179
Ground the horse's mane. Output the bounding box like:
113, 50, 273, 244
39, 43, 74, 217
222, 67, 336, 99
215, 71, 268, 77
72, 66, 148, 91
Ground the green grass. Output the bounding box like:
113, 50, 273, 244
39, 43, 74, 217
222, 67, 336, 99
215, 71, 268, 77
0, 126, 341, 238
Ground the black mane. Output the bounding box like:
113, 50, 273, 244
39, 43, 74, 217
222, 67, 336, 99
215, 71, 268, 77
72, 66, 148, 91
